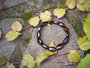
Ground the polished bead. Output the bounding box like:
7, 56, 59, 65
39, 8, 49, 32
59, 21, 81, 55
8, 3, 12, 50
49, 47, 56, 52
48, 21, 51, 24
37, 27, 41, 31
42, 44, 49, 49
63, 37, 69, 44
63, 26, 68, 32
41, 22, 47, 26
59, 22, 65, 27
37, 39, 43, 45
56, 44, 63, 50
66, 33, 69, 37
37, 32, 41, 38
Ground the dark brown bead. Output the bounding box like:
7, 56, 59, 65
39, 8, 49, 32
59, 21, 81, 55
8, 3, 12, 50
59, 22, 65, 27
37, 39, 43, 45
56, 44, 63, 50
63, 26, 68, 32
37, 27, 41, 31
63, 37, 69, 44
49, 47, 56, 52
41, 22, 47, 26
42, 44, 49, 49
37, 32, 41, 38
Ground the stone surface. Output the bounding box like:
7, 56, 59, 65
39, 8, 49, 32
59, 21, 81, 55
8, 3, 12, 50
4, 0, 28, 8
0, 18, 33, 62
24, 17, 84, 68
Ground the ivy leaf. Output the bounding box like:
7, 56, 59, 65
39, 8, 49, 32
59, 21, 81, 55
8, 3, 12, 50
77, 36, 90, 51
44, 41, 57, 55
0, 56, 7, 66
0, 29, 2, 38
5, 31, 21, 41
53, 8, 66, 18
68, 50, 80, 63
77, 54, 90, 68
65, 0, 76, 9
83, 13, 90, 40
40, 11, 52, 22
28, 16, 40, 27
76, 2, 86, 11
6, 62, 15, 68
77, 0, 90, 11
47, 24, 51, 27
35, 54, 49, 65
11, 21, 22, 32
22, 54, 35, 68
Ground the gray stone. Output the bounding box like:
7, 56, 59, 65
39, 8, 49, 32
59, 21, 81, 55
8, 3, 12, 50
5, 0, 28, 8
24, 17, 84, 68
0, 18, 33, 61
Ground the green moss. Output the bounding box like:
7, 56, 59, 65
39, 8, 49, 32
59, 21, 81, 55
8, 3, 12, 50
43, 6, 57, 11
58, 0, 66, 8
47, 1, 54, 4
22, 12, 32, 20
65, 16, 83, 37
21, 9, 25, 13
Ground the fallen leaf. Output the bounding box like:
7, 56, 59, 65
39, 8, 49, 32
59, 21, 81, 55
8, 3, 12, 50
68, 50, 80, 63
5, 31, 21, 41
35, 54, 49, 65
40, 11, 52, 22
28, 16, 40, 27
22, 54, 35, 68
11, 21, 22, 32
65, 0, 76, 9
53, 8, 66, 18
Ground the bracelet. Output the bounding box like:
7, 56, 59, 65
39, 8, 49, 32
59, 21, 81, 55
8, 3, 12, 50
37, 20, 70, 52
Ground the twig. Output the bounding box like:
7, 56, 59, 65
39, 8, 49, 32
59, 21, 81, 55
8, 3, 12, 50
22, 25, 31, 31
13, 62, 22, 65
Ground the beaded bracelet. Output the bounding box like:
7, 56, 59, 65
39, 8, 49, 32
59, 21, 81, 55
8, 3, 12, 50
37, 20, 70, 52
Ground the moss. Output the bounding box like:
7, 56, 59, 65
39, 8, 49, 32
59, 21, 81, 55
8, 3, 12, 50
21, 9, 25, 13
43, 6, 57, 11
58, 0, 66, 8
65, 16, 83, 37
47, 1, 54, 4
22, 12, 32, 20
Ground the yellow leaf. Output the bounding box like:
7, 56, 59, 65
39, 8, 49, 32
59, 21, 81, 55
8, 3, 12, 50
0, 29, 2, 38
53, 8, 66, 18
68, 50, 80, 63
28, 16, 40, 27
11, 21, 22, 32
65, 0, 76, 9
40, 11, 52, 22
5, 31, 21, 41
44, 50, 57, 55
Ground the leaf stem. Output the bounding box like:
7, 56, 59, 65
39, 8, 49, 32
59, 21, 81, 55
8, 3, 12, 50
13, 62, 22, 65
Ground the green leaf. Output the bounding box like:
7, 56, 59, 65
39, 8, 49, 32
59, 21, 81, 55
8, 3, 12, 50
44, 50, 57, 55
53, 8, 66, 18
28, 16, 40, 27
5, 31, 21, 41
65, 0, 76, 9
76, 2, 86, 11
47, 24, 51, 27
77, 0, 90, 11
6, 62, 15, 68
0, 56, 7, 66
83, 13, 90, 40
35, 54, 49, 65
77, 54, 90, 68
40, 11, 52, 22
49, 40, 55, 47
44, 41, 57, 55
11, 21, 22, 32
77, 36, 90, 51
68, 50, 80, 63
22, 54, 35, 68
0, 29, 2, 38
